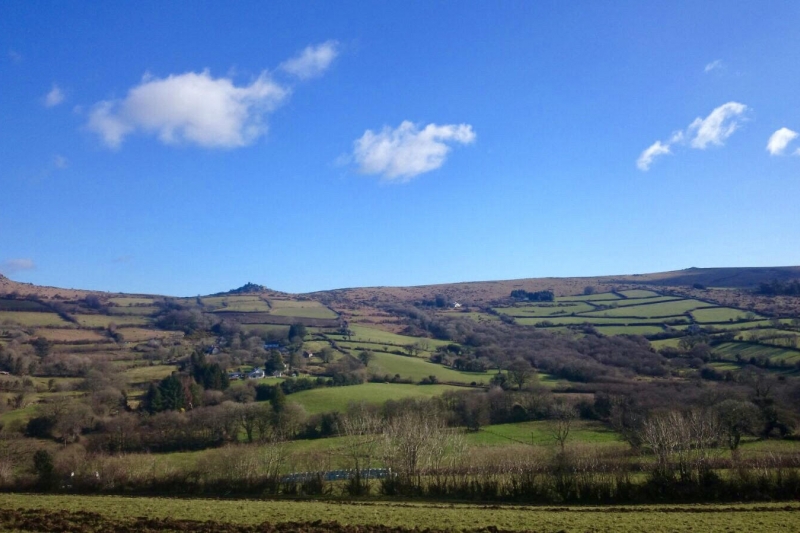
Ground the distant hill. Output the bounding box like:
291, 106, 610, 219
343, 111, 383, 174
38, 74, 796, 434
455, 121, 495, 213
2, 266, 799, 305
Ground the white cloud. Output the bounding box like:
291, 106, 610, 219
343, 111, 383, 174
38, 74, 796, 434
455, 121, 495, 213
44, 85, 64, 107
636, 141, 672, 171
87, 70, 288, 149
704, 59, 723, 73
353, 121, 476, 181
687, 102, 748, 149
766, 127, 799, 156
53, 155, 68, 169
637, 102, 748, 170
280, 40, 339, 80
0, 258, 36, 275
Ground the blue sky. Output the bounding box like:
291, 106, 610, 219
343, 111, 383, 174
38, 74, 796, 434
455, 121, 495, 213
1, 1, 799, 296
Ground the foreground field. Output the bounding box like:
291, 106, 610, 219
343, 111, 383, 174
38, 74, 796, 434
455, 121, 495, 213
0, 494, 797, 532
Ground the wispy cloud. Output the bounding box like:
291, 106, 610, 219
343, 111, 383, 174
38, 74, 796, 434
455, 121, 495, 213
44, 85, 65, 107
704, 59, 723, 73
766, 127, 798, 156
87, 42, 337, 149
353, 121, 476, 182
8, 50, 22, 63
636, 141, 671, 171
53, 155, 68, 169
0, 258, 36, 275
280, 40, 339, 80
637, 102, 748, 171
687, 102, 747, 149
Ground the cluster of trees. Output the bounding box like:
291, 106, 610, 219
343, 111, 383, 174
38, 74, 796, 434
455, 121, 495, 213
757, 279, 800, 296
510, 290, 555, 302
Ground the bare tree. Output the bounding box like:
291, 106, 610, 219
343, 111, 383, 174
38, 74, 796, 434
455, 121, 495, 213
338, 402, 382, 495
550, 402, 577, 453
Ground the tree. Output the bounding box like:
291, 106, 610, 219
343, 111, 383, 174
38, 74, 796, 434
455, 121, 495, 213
506, 359, 535, 390
319, 347, 335, 364
339, 403, 382, 495
715, 399, 762, 451
264, 350, 284, 374
32, 450, 55, 489
550, 402, 576, 453
32, 337, 50, 358
288, 323, 307, 343
358, 350, 374, 367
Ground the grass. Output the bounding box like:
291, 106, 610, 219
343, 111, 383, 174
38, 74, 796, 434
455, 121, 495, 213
107, 306, 159, 315
594, 296, 681, 308
617, 289, 661, 298
332, 325, 450, 349
287, 383, 461, 414
31, 328, 108, 343
367, 351, 496, 384
581, 299, 707, 318
466, 420, 622, 447
0, 311, 69, 327
1, 494, 797, 533
117, 327, 181, 342
74, 314, 150, 328
241, 324, 290, 336
558, 292, 620, 302
516, 316, 682, 326
592, 325, 665, 336
453, 312, 500, 322
713, 342, 800, 364
692, 307, 762, 323
108, 297, 156, 306
123, 364, 179, 385
650, 338, 683, 350
270, 306, 339, 319
494, 302, 596, 317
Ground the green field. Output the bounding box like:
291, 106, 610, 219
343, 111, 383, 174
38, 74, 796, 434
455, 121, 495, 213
558, 292, 620, 302
617, 289, 661, 298
107, 305, 159, 315
0, 311, 69, 327
74, 314, 151, 328
582, 299, 708, 318
713, 342, 800, 364
692, 307, 762, 323
108, 297, 156, 306
288, 382, 461, 414
594, 296, 681, 308
330, 325, 450, 350
467, 420, 622, 447
494, 302, 596, 317
592, 325, 666, 336
1, 494, 797, 533
516, 316, 682, 326
368, 351, 496, 384
123, 364, 179, 385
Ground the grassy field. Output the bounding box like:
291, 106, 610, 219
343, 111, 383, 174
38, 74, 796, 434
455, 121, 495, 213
516, 316, 680, 326
582, 299, 708, 318
494, 302, 596, 317
0, 311, 69, 327
108, 297, 156, 306
269, 299, 339, 319
329, 325, 450, 351
594, 295, 681, 308
0, 494, 797, 532
713, 342, 800, 364
617, 289, 661, 298
123, 364, 179, 385
31, 328, 108, 343
467, 420, 622, 447
74, 314, 151, 328
558, 292, 621, 302
691, 307, 763, 323
591, 325, 666, 336
288, 383, 462, 414
367, 351, 496, 384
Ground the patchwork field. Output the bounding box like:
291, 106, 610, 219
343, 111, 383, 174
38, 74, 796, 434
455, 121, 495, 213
0, 494, 797, 533
288, 383, 462, 414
